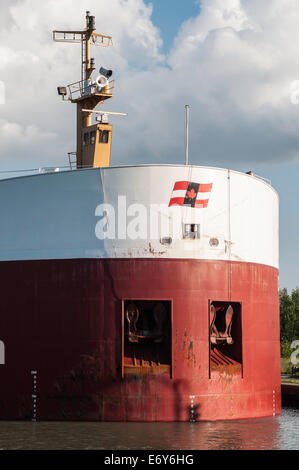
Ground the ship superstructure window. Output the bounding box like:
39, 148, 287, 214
83, 132, 89, 146
209, 301, 243, 377
99, 130, 109, 143
122, 300, 172, 377
183, 223, 200, 239
90, 130, 96, 145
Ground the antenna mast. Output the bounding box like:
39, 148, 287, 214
53, 11, 116, 169
185, 105, 191, 166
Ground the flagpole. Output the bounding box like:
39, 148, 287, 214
185, 104, 191, 166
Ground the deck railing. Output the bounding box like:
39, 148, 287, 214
67, 79, 115, 101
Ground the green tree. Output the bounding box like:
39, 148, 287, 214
279, 288, 295, 344
291, 287, 299, 339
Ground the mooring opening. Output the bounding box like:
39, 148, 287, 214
122, 300, 172, 376
209, 301, 243, 377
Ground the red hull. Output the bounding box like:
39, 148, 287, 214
0, 258, 281, 421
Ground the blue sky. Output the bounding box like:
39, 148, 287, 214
143, 0, 201, 52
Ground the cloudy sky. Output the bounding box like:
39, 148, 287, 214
0, 0, 299, 290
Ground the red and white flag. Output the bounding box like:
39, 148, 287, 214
169, 181, 213, 208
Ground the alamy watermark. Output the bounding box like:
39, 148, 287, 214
290, 339, 299, 365
0, 340, 4, 365
0, 81, 5, 105
290, 80, 299, 104
95, 196, 202, 242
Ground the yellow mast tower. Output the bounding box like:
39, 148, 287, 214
53, 11, 125, 169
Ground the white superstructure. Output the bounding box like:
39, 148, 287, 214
0, 165, 279, 268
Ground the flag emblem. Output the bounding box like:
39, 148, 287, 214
169, 181, 213, 208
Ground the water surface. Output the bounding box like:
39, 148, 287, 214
0, 408, 297, 450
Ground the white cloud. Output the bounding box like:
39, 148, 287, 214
1, 0, 299, 172
0, 0, 164, 171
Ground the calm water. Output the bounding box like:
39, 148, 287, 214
0, 408, 297, 450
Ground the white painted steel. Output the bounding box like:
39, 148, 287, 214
0, 165, 279, 268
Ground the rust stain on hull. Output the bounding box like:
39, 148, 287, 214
0, 257, 281, 421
